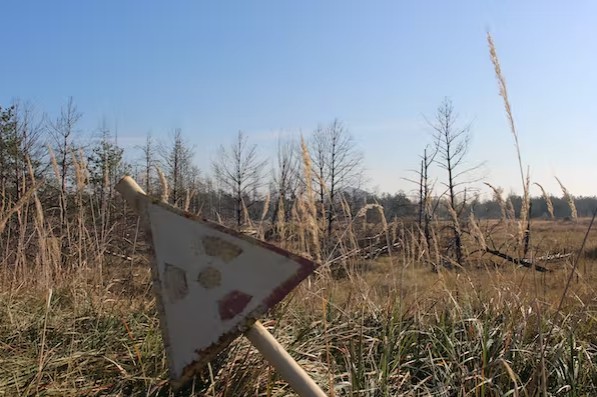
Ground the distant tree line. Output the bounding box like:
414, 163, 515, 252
471, 195, 597, 220
0, 98, 419, 235
2, 98, 594, 230
1, 97, 595, 277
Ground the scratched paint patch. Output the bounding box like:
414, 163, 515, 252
197, 267, 221, 289
164, 263, 188, 303
202, 236, 243, 262
218, 290, 253, 320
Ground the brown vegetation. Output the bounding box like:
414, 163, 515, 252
1, 34, 597, 396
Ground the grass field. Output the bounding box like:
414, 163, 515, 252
1, 32, 595, 397
2, 217, 597, 396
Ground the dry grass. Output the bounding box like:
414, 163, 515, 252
1, 31, 596, 397
2, 137, 595, 396
2, 234, 597, 396
2, 181, 597, 396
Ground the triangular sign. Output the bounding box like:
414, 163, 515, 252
116, 177, 318, 387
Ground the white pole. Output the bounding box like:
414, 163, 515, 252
115, 175, 147, 212
245, 321, 327, 397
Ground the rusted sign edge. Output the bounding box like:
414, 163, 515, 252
132, 194, 318, 390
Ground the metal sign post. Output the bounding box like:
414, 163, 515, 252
116, 176, 326, 397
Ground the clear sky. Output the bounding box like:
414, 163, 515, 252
1, 1, 595, 198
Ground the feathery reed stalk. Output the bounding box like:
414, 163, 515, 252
275, 194, 286, 245
534, 182, 555, 219
341, 197, 359, 255
517, 171, 531, 250
487, 32, 526, 193
72, 148, 89, 271
0, 181, 39, 234
183, 189, 195, 212
291, 201, 306, 254
240, 197, 253, 229
469, 212, 487, 251
488, 32, 531, 253
506, 197, 516, 221
485, 182, 507, 222
300, 136, 321, 262
260, 192, 270, 223
256, 192, 270, 239
555, 177, 578, 221
48, 146, 61, 184
35, 288, 53, 390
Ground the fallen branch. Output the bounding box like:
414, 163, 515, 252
105, 250, 133, 261
485, 248, 549, 272
536, 253, 572, 262
363, 242, 401, 259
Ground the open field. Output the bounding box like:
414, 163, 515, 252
2, 217, 597, 396
3, 3, 596, 396
1, 35, 594, 395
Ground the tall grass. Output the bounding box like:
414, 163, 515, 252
2, 150, 597, 396
2, 37, 597, 397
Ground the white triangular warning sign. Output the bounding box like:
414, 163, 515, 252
116, 177, 317, 386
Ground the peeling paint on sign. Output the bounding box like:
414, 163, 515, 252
164, 263, 188, 303
197, 267, 221, 289
218, 290, 253, 320
202, 236, 243, 262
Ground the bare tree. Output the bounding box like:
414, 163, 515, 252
88, 121, 124, 234
310, 119, 364, 237
12, 101, 46, 199
184, 164, 202, 213
418, 146, 437, 254
159, 129, 195, 207
48, 97, 81, 192
429, 98, 479, 265
310, 124, 327, 210
0, 105, 17, 199
136, 132, 156, 194
199, 176, 218, 219
271, 136, 299, 227
212, 131, 266, 228
47, 97, 82, 226
404, 144, 438, 267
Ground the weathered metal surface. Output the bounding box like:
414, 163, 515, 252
138, 198, 317, 388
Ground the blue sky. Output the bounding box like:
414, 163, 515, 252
1, 1, 596, 198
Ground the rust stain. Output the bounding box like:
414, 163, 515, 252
218, 290, 252, 320
164, 263, 188, 303
202, 236, 243, 262
177, 314, 259, 390
197, 267, 221, 289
